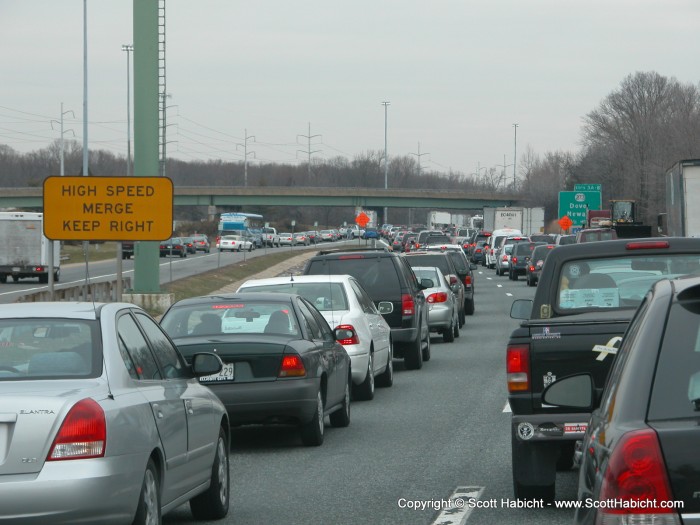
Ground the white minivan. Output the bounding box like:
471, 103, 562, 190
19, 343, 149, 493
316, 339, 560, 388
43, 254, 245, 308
484, 228, 524, 269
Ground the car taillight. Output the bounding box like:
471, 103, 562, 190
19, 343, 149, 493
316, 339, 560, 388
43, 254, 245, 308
502, 255, 508, 261
596, 429, 680, 524
335, 324, 360, 345
476, 248, 482, 253
47, 398, 106, 461
463, 275, 472, 287
507, 344, 530, 392
512, 256, 518, 263
427, 292, 448, 303
528, 265, 535, 272
279, 355, 306, 377
402, 293, 415, 316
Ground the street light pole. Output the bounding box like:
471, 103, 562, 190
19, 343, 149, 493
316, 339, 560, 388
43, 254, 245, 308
513, 123, 519, 190
382, 101, 390, 224
122, 44, 133, 177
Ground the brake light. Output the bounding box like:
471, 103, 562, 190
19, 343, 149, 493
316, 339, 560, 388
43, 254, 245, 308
427, 292, 448, 303
463, 275, 472, 287
626, 241, 670, 250
528, 265, 535, 272
279, 355, 306, 377
47, 398, 106, 461
34, 266, 45, 273
507, 344, 530, 392
338, 254, 364, 259
596, 429, 679, 523
475, 248, 482, 253
335, 324, 360, 345
401, 293, 415, 316
512, 256, 518, 263
502, 255, 508, 261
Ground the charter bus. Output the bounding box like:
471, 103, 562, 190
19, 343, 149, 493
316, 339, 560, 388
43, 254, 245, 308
216, 212, 264, 247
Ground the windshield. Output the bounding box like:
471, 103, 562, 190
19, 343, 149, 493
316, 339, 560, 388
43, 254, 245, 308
557, 255, 700, 311
240, 283, 348, 311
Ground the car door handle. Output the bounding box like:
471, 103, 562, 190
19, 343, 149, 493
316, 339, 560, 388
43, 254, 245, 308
152, 403, 164, 419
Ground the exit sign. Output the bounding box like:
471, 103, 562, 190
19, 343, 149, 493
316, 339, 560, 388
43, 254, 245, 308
574, 183, 602, 192
558, 191, 602, 227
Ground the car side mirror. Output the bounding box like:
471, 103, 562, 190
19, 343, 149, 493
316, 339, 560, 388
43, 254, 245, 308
542, 374, 594, 409
510, 299, 533, 319
377, 301, 394, 314
191, 353, 224, 377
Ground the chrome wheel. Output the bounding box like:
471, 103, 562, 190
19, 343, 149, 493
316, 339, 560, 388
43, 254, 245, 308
143, 468, 159, 525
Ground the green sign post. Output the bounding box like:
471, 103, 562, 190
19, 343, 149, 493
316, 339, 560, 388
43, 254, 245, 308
558, 191, 602, 227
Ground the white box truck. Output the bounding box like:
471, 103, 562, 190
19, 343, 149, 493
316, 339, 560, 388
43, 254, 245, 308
0, 211, 60, 283
522, 207, 545, 235
666, 159, 700, 237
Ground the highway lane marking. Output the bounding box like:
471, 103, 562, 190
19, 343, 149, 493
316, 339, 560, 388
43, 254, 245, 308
503, 401, 511, 413
497, 284, 502, 287
431, 486, 485, 525
506, 292, 513, 296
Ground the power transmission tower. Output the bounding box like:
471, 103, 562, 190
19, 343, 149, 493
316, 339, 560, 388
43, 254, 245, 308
409, 142, 429, 176
236, 129, 256, 186
297, 122, 322, 180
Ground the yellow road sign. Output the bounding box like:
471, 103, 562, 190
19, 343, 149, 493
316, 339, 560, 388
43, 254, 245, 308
43, 176, 174, 241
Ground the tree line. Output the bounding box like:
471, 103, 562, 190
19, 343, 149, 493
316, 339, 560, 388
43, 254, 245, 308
3, 71, 700, 231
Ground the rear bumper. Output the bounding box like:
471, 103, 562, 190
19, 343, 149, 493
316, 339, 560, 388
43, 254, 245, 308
390, 327, 418, 343
511, 412, 590, 443
0, 453, 146, 524
427, 304, 453, 329
211, 377, 321, 425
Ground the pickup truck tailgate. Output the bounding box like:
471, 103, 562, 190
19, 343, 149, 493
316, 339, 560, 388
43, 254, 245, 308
526, 313, 634, 411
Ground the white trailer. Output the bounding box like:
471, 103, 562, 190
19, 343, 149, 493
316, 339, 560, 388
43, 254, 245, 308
427, 211, 452, 230
483, 208, 496, 231
493, 207, 524, 231
0, 212, 60, 283
522, 207, 545, 235
666, 159, 700, 237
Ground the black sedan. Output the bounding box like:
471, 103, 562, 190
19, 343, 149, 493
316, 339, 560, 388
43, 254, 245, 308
542, 275, 700, 524
159, 293, 352, 446
160, 237, 187, 257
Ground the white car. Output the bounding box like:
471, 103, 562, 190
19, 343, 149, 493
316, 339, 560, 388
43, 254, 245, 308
278, 233, 294, 246
236, 274, 393, 400
218, 235, 254, 252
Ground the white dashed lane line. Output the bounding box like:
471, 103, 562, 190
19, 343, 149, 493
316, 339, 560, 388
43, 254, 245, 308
503, 401, 511, 413
431, 486, 485, 525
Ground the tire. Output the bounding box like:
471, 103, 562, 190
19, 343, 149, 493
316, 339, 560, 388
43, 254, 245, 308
464, 298, 475, 316
422, 325, 431, 361
443, 318, 455, 343
39, 274, 48, 284
402, 332, 423, 370
453, 319, 460, 338
54, 270, 60, 282
352, 353, 375, 401
329, 377, 351, 427
459, 307, 466, 327
527, 276, 534, 287
375, 343, 393, 388
132, 458, 161, 525
0, 275, 6, 283
190, 427, 230, 520
513, 272, 518, 281
237, 245, 242, 252
300, 390, 324, 446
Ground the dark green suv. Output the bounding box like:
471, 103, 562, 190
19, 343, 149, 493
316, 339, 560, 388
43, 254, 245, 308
303, 249, 431, 369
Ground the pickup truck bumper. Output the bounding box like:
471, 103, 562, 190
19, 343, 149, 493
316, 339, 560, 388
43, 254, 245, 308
511, 412, 589, 442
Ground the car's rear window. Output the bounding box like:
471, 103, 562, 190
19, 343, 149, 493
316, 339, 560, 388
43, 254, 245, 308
305, 257, 401, 301
161, 300, 301, 337
405, 254, 452, 276
649, 296, 700, 420
0, 319, 100, 380
239, 282, 348, 311
557, 254, 700, 312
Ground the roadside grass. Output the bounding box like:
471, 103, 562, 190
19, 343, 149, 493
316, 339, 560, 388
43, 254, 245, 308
161, 249, 312, 303
62, 242, 120, 263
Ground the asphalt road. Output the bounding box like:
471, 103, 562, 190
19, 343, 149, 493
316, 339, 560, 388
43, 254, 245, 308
163, 264, 580, 525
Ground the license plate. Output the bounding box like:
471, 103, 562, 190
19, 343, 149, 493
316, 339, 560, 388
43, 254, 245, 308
200, 362, 235, 382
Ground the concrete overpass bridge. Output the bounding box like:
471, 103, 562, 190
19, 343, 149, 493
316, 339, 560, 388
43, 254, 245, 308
0, 186, 519, 210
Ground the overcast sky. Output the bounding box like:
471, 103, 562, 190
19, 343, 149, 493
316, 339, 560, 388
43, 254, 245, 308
2, 1, 700, 177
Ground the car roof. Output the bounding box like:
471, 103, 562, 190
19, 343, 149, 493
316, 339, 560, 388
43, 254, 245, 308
166, 292, 300, 309
239, 274, 356, 288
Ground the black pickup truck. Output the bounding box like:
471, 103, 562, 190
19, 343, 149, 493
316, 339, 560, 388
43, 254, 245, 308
507, 237, 700, 502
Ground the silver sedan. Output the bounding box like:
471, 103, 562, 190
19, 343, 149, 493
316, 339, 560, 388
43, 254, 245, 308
411, 266, 460, 343
0, 302, 230, 525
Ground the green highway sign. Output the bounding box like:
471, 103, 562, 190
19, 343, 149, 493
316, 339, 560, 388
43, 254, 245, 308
558, 191, 602, 227
574, 183, 602, 192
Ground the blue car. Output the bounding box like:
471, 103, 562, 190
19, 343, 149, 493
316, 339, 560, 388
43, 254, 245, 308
362, 227, 380, 239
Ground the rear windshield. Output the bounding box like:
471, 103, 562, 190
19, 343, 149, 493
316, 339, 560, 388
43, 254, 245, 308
161, 300, 301, 337
0, 319, 100, 381
239, 282, 348, 311
405, 254, 452, 275
557, 255, 700, 312
305, 257, 401, 301
649, 297, 700, 420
